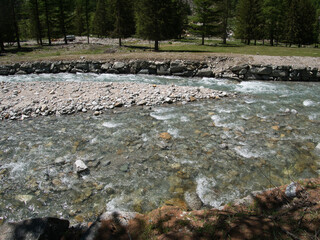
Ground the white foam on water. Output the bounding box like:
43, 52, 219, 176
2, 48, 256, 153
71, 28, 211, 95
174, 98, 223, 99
168, 128, 180, 138
102, 122, 123, 128
303, 99, 317, 107
236, 81, 279, 94
180, 116, 190, 122
196, 175, 241, 208
1, 162, 28, 178
150, 113, 178, 120
234, 146, 260, 158
106, 195, 128, 212
309, 113, 320, 121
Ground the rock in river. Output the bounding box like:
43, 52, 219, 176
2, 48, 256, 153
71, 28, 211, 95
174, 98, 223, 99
74, 160, 88, 173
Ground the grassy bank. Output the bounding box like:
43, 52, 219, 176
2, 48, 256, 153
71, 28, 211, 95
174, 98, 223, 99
1, 38, 320, 63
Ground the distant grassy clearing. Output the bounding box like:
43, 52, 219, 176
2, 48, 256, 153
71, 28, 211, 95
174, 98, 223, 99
1, 37, 320, 63
160, 43, 320, 57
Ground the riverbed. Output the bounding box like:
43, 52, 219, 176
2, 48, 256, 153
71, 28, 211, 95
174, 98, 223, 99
0, 73, 319, 225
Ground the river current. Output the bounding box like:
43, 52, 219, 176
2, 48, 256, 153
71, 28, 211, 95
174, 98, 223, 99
0, 73, 319, 224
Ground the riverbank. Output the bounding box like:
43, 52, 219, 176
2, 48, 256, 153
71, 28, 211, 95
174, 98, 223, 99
1, 178, 319, 239
0, 81, 233, 120
1, 56, 320, 82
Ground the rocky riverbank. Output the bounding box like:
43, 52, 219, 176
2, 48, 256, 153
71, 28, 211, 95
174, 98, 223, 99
0, 81, 233, 120
1, 58, 320, 81
1, 178, 320, 240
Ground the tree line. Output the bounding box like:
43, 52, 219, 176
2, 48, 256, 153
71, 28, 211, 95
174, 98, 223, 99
0, 0, 319, 52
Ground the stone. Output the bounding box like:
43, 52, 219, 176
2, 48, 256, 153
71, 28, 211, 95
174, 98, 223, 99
184, 191, 203, 210
291, 109, 298, 114
120, 163, 129, 172
101, 63, 112, 70
285, 182, 297, 198
196, 68, 214, 78
315, 143, 320, 155
138, 69, 149, 75
159, 132, 172, 140
113, 62, 126, 69
250, 66, 272, 75
74, 160, 88, 173
157, 64, 170, 75
170, 61, 186, 73
0, 217, 69, 240
15, 195, 33, 204
230, 65, 249, 74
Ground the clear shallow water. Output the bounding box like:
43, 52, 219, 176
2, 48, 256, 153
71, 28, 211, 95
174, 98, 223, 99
0, 73, 320, 224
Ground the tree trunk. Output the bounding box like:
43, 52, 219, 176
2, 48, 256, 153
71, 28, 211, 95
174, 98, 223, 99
0, 40, 4, 51
59, 0, 67, 44
11, 0, 21, 49
44, 0, 51, 45
247, 39, 250, 45
202, 33, 204, 45
119, 37, 122, 47
254, 39, 257, 45
155, 39, 159, 51
85, 0, 89, 44
34, 0, 42, 45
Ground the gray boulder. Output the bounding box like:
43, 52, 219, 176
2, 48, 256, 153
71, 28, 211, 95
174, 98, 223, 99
184, 191, 203, 210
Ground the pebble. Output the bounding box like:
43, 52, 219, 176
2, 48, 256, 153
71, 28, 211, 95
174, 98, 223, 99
74, 160, 88, 173
285, 182, 297, 198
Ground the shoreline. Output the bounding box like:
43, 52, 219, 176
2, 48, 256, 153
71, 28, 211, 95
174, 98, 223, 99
1, 57, 320, 82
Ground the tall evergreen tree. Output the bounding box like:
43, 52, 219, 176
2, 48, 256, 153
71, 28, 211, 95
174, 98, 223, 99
10, 0, 22, 49
285, 0, 316, 46
74, 0, 85, 36
235, 0, 262, 45
29, 0, 43, 45
262, 0, 284, 46
92, 0, 113, 37
190, 0, 218, 45
110, 0, 135, 46
135, 0, 184, 51
58, 0, 67, 44
43, 0, 52, 45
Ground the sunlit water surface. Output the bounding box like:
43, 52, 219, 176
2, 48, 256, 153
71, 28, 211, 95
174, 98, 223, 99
0, 73, 319, 224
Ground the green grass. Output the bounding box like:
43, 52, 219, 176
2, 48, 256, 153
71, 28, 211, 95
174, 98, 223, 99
160, 42, 320, 57
126, 38, 320, 57
2, 38, 320, 62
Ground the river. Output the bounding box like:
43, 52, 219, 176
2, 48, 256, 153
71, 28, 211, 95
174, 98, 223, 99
0, 73, 319, 224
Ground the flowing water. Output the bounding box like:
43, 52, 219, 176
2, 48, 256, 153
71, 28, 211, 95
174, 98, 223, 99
0, 73, 320, 224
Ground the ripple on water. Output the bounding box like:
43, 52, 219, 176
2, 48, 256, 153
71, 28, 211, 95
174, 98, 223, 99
102, 122, 123, 128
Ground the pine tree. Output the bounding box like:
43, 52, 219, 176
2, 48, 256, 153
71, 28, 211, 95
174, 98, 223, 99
92, 0, 113, 37
190, 0, 218, 45
74, 0, 85, 36
10, 0, 22, 49
135, 0, 185, 51
42, 0, 52, 45
285, 0, 316, 46
262, 0, 284, 46
29, 0, 43, 45
110, 0, 135, 46
235, 0, 263, 45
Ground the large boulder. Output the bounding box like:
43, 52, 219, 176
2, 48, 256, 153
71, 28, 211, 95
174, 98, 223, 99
170, 61, 186, 74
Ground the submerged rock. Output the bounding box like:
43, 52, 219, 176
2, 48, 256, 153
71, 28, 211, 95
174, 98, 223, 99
15, 195, 33, 204
74, 160, 88, 173
184, 191, 203, 210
